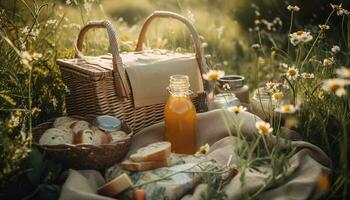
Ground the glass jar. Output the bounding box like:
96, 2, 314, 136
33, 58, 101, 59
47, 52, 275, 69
208, 93, 240, 110
250, 87, 278, 121
218, 75, 249, 104
164, 75, 196, 154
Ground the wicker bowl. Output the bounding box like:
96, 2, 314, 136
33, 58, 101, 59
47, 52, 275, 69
32, 116, 133, 170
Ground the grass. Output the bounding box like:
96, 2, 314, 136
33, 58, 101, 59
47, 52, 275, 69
0, 0, 349, 199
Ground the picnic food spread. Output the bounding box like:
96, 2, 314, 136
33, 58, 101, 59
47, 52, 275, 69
39, 116, 129, 146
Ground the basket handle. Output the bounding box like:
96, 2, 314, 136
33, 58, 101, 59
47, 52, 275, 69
75, 20, 131, 97
135, 11, 208, 75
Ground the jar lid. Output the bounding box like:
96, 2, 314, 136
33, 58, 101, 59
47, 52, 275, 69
95, 115, 121, 132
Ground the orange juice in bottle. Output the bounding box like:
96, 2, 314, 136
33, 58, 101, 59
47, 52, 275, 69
164, 75, 197, 154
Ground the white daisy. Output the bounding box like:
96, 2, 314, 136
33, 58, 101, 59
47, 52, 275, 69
323, 57, 335, 66
335, 67, 350, 78
331, 45, 340, 53
272, 92, 284, 101
301, 72, 315, 79
255, 121, 273, 135
286, 66, 299, 80
227, 106, 247, 114
322, 78, 350, 97
202, 70, 225, 81
287, 5, 300, 12
275, 103, 297, 114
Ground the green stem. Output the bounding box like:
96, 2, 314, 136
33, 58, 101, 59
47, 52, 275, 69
300, 10, 334, 69
287, 11, 294, 56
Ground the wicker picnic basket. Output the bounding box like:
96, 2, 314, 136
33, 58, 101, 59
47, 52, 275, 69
32, 116, 133, 170
57, 11, 209, 133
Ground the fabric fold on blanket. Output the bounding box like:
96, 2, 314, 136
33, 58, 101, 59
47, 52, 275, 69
59, 109, 331, 200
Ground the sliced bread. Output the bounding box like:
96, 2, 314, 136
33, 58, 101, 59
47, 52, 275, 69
92, 127, 111, 144
70, 120, 91, 134
97, 173, 133, 197
53, 116, 77, 129
108, 130, 129, 142
121, 159, 170, 171
74, 129, 95, 144
75, 128, 111, 145
130, 141, 171, 162
39, 128, 73, 145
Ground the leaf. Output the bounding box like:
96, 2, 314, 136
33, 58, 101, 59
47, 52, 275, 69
0, 93, 16, 106
25, 148, 44, 186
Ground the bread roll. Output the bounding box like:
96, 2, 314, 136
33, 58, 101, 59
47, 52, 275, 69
97, 173, 133, 197
130, 141, 171, 162
39, 128, 73, 145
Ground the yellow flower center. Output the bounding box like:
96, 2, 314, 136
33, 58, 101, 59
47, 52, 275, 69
282, 104, 291, 112
296, 31, 304, 36
303, 73, 311, 78
259, 125, 269, 135
289, 69, 297, 76
208, 74, 219, 80
329, 83, 341, 92
273, 92, 284, 100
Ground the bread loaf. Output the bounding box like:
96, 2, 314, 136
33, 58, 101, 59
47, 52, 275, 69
130, 141, 171, 162
121, 159, 170, 171
70, 120, 91, 134
92, 127, 111, 144
97, 173, 133, 197
109, 130, 128, 142
75, 128, 110, 145
53, 116, 77, 129
39, 128, 73, 145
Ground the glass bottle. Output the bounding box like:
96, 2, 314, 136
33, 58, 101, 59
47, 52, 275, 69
164, 75, 197, 154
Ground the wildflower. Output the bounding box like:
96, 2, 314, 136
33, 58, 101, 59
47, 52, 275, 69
318, 90, 325, 100
323, 57, 335, 66
336, 67, 350, 78
223, 83, 231, 90
275, 103, 297, 114
254, 19, 261, 25
194, 143, 210, 157
301, 72, 315, 79
319, 24, 330, 30
251, 43, 261, 50
202, 70, 225, 81
289, 31, 313, 46
331, 4, 350, 16
258, 57, 265, 65
271, 51, 277, 59
8, 114, 20, 129
279, 63, 289, 69
201, 42, 208, 48
64, 85, 70, 94
331, 45, 340, 53
66, 0, 72, 5
272, 92, 284, 101
223, 61, 228, 66
227, 105, 247, 114
255, 121, 273, 135
322, 78, 350, 97
287, 5, 300, 12
187, 10, 195, 23
266, 82, 281, 93
286, 66, 299, 80
22, 26, 30, 35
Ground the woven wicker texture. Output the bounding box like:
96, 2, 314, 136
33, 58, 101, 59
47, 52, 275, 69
57, 11, 209, 133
